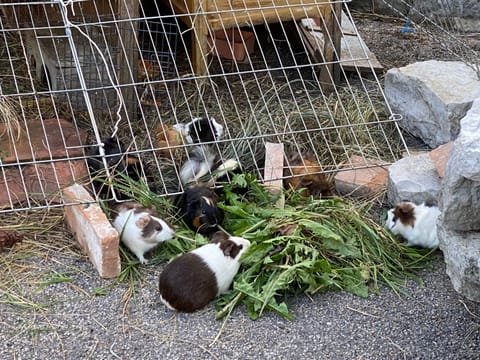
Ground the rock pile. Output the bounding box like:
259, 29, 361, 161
385, 61, 480, 301
438, 100, 480, 301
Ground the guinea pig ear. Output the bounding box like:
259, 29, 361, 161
135, 214, 151, 229
221, 241, 242, 258
210, 231, 228, 244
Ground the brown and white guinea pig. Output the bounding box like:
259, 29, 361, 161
176, 183, 224, 235
284, 152, 333, 197
111, 202, 175, 264
87, 137, 142, 199
173, 116, 223, 144
385, 201, 440, 249
158, 231, 251, 312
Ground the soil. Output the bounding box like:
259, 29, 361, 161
352, 13, 461, 69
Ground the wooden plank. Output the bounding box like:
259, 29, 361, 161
300, 12, 384, 74
192, 0, 209, 75
318, 4, 335, 91
118, 0, 139, 120
166, 0, 333, 74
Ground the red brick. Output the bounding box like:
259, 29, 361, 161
0, 160, 88, 207
0, 118, 86, 163
0, 118, 88, 208
335, 155, 389, 197
63, 184, 120, 278
429, 141, 453, 178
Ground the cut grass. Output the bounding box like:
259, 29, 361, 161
108, 172, 434, 321
214, 174, 433, 320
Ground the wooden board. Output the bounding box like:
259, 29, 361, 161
300, 13, 384, 73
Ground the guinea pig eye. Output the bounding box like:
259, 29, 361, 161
155, 225, 163, 232
202, 209, 206, 215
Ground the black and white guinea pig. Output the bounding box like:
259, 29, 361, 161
176, 184, 224, 235
87, 137, 142, 199
385, 201, 440, 249
158, 231, 251, 312
111, 201, 175, 264
179, 144, 239, 186
179, 145, 217, 185
173, 116, 223, 144
87, 137, 140, 175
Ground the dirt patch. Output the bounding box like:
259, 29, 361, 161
352, 12, 477, 70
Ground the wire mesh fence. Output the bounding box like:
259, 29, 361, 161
0, 0, 410, 213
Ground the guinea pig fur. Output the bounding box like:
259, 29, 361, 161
87, 137, 142, 199
155, 123, 185, 157
111, 202, 175, 264
385, 201, 440, 249
173, 116, 223, 144
158, 231, 251, 312
284, 152, 333, 197
180, 145, 218, 185
176, 184, 224, 235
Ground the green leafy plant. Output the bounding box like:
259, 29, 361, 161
215, 174, 433, 320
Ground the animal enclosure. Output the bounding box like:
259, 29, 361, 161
0, 0, 407, 213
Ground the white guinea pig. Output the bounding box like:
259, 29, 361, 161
385, 201, 440, 249
158, 231, 251, 312
111, 202, 175, 264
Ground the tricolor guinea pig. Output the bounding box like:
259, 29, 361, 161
111, 201, 175, 264
385, 201, 440, 249
158, 231, 251, 312
176, 184, 224, 235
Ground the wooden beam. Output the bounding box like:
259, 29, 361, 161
118, 0, 139, 121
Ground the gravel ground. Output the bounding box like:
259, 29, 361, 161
1, 239, 479, 360
1, 10, 480, 360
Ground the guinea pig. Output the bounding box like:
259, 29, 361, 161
179, 145, 218, 185
173, 116, 223, 144
176, 184, 224, 235
158, 231, 251, 312
155, 123, 185, 157
87, 137, 142, 199
111, 201, 175, 264
284, 152, 333, 197
385, 201, 440, 249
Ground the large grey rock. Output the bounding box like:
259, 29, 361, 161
387, 153, 441, 205
437, 226, 480, 302
438, 98, 480, 301
385, 60, 480, 148
440, 99, 480, 231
